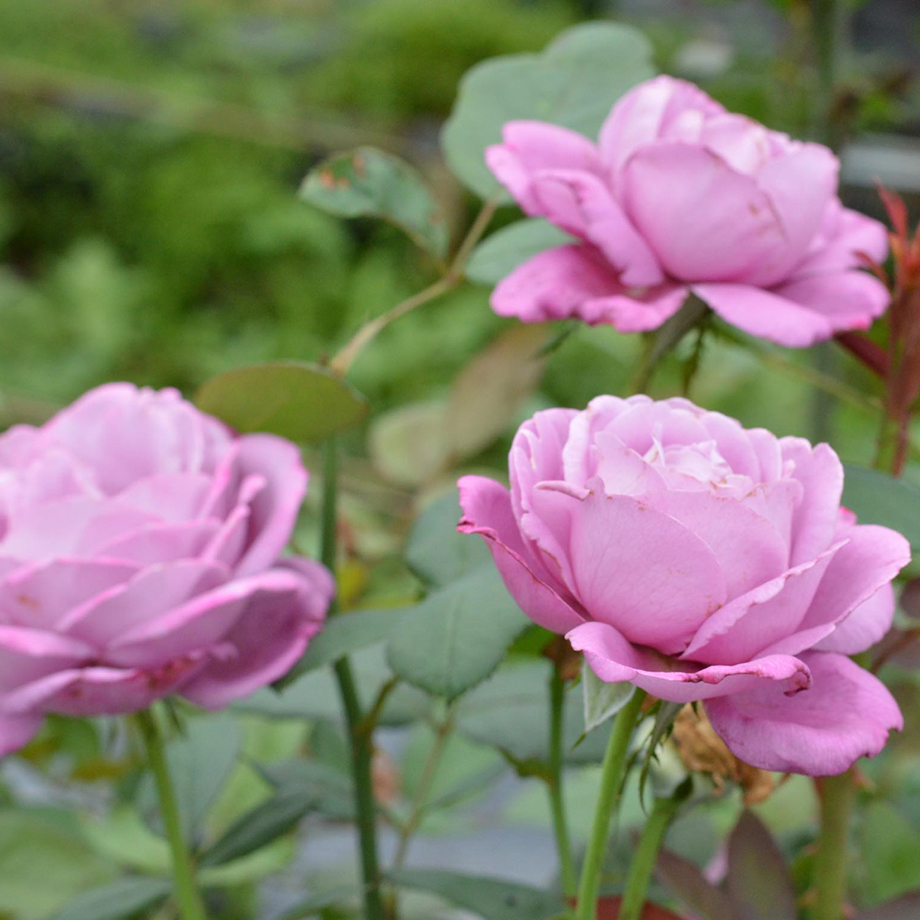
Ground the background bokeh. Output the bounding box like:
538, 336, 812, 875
0, 2, 919, 919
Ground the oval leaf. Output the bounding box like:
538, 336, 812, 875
843, 464, 920, 552
442, 22, 655, 199
387, 567, 529, 701
466, 219, 573, 285
726, 811, 795, 920
196, 361, 368, 443
300, 147, 448, 258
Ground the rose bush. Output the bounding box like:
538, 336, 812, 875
0, 383, 331, 755
459, 395, 910, 775
486, 75, 890, 347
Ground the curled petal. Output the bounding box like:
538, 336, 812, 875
457, 476, 583, 635
706, 652, 902, 775
568, 620, 810, 703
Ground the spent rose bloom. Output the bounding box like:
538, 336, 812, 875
0, 383, 332, 755
459, 395, 910, 775
486, 75, 890, 348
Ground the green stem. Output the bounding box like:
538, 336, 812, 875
574, 690, 647, 920
812, 771, 854, 920
134, 710, 207, 920
630, 298, 709, 395
618, 794, 681, 920
548, 668, 577, 899
322, 437, 384, 920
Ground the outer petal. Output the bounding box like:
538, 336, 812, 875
568, 621, 810, 704
790, 524, 911, 650
781, 439, 843, 566
0, 558, 139, 631
705, 652, 902, 775
793, 202, 889, 276
0, 626, 93, 692
0, 713, 43, 756
692, 282, 833, 347
621, 143, 787, 283
773, 271, 891, 333
526, 170, 663, 285
548, 486, 726, 652
234, 435, 308, 577
179, 560, 331, 708
485, 121, 604, 215
749, 144, 838, 286
105, 569, 309, 668
457, 476, 584, 634
812, 583, 894, 655
682, 544, 842, 665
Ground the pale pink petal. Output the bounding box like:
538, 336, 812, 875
0, 558, 139, 631
457, 476, 584, 634
599, 75, 725, 175
749, 143, 838, 285
812, 584, 894, 655
106, 569, 307, 668
568, 620, 810, 703
692, 282, 833, 347
491, 245, 621, 323
234, 435, 307, 577
621, 143, 787, 283
95, 520, 221, 566
486, 121, 604, 215
60, 560, 227, 647
642, 491, 787, 600
792, 524, 911, 648
793, 201, 889, 276
773, 271, 891, 333
581, 286, 689, 333
550, 486, 726, 653
683, 544, 842, 665
116, 474, 213, 521
180, 560, 330, 708
781, 440, 844, 566
705, 652, 902, 775
0, 626, 92, 692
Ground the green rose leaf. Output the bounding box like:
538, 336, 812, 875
50, 878, 171, 920
442, 22, 655, 199
300, 147, 448, 258
387, 566, 529, 701
195, 361, 368, 443
843, 464, 920, 553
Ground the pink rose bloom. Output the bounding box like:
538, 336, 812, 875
459, 396, 910, 775
0, 383, 332, 756
486, 75, 890, 348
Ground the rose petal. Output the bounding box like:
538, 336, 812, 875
705, 652, 902, 775
457, 476, 584, 634
693, 282, 833, 347
0, 713, 43, 756
568, 620, 810, 703
550, 486, 726, 652
773, 271, 891, 333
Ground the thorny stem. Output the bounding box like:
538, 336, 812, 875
330, 197, 499, 376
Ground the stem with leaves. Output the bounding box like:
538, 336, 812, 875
331, 197, 499, 377
574, 689, 647, 920
548, 668, 577, 899
134, 710, 207, 920
812, 771, 854, 920
322, 437, 385, 920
